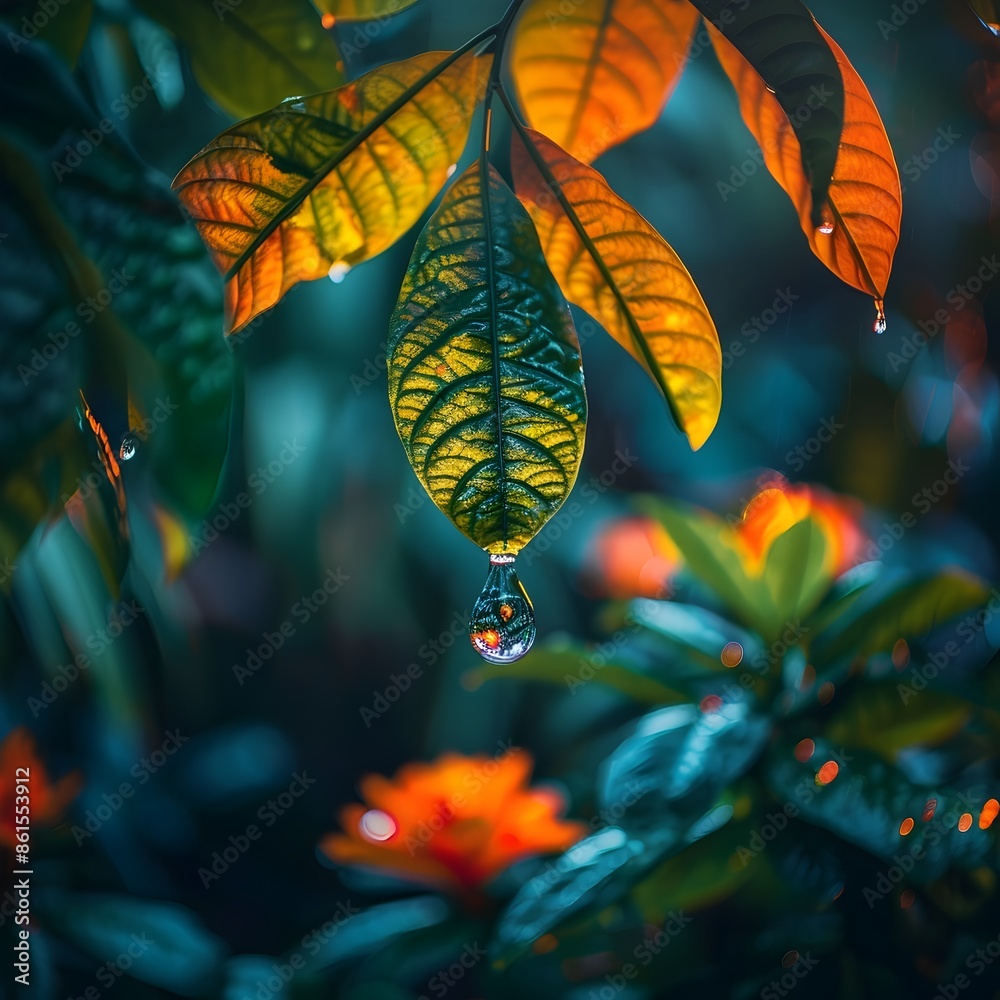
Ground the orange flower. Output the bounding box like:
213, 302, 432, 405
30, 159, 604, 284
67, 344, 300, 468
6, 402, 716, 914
321, 751, 585, 898
0, 728, 80, 850
732, 480, 864, 577
585, 517, 681, 599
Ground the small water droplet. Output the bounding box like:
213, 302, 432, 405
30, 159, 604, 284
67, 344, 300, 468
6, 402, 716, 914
119, 435, 137, 461
447, 163, 457, 178
469, 554, 536, 664
359, 809, 396, 842
817, 218, 834, 235
873, 298, 887, 334
328, 261, 351, 284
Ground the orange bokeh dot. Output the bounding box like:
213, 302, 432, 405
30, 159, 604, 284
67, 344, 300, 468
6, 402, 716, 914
958, 813, 973, 832
816, 761, 839, 785
922, 798, 937, 822
794, 739, 815, 762
979, 798, 999, 829
533, 934, 558, 955
700, 695, 723, 714
321, 12, 335, 27
892, 638, 910, 669
799, 664, 816, 690
818, 682, 835, 704
782, 950, 799, 968
900, 889, 915, 909
721, 641, 744, 667
899, 817, 914, 836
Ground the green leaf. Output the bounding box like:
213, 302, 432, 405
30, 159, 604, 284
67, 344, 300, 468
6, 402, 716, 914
809, 571, 991, 668
637, 497, 764, 631
136, 0, 344, 119
388, 161, 587, 554
312, 0, 421, 17
598, 700, 770, 836
173, 47, 490, 334
464, 642, 686, 704
759, 515, 830, 638
689, 0, 844, 225
825, 682, 972, 760
764, 740, 995, 882
40, 893, 226, 995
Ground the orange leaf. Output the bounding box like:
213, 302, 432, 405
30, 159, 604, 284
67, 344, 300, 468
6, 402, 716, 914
172, 48, 489, 334
710, 21, 901, 314
510, 0, 699, 163
511, 125, 721, 449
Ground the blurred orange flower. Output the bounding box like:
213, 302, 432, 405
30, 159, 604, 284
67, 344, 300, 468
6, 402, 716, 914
0, 728, 80, 850
321, 750, 585, 898
585, 516, 681, 599
733, 481, 864, 577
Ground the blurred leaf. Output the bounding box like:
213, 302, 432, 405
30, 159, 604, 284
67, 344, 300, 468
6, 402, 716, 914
388, 162, 586, 553
692, 0, 844, 224
765, 740, 995, 882
136, 0, 343, 119
173, 47, 489, 333
826, 682, 972, 761
314, 0, 421, 17
809, 571, 991, 668
637, 498, 764, 633
710, 19, 901, 304
41, 892, 226, 995
466, 642, 686, 703
760, 516, 830, 635
628, 597, 762, 667
510, 125, 721, 450
598, 700, 770, 835
969, 0, 1000, 36
510, 0, 699, 163
0, 0, 93, 66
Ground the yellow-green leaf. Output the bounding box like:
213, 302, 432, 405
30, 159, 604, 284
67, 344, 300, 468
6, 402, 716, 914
138, 0, 344, 119
173, 47, 490, 334
312, 0, 420, 18
510, 0, 700, 162
511, 126, 721, 449
388, 161, 587, 555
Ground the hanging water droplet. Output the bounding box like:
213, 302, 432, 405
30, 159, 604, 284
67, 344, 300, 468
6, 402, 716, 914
469, 553, 536, 664
873, 298, 887, 334
817, 217, 834, 235
328, 261, 351, 283
119, 435, 137, 461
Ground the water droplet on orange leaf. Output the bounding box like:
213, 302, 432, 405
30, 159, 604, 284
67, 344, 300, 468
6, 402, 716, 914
360, 809, 397, 842
817, 216, 834, 235
469, 554, 535, 664
119, 435, 137, 461
873, 299, 887, 334
328, 261, 351, 283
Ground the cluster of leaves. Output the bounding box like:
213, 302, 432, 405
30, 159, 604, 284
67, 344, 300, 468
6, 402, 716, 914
173, 0, 902, 560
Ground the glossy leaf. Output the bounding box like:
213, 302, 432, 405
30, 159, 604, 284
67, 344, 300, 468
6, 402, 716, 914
691, 0, 844, 221
388, 162, 586, 554
711, 20, 901, 302
136, 0, 343, 119
173, 47, 490, 334
759, 516, 830, 636
826, 682, 972, 761
809, 571, 990, 668
313, 0, 421, 18
765, 740, 994, 882
510, 0, 700, 162
511, 127, 721, 449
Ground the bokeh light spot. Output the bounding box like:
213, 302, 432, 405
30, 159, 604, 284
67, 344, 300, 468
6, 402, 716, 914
899, 817, 914, 836
794, 739, 815, 762
979, 798, 999, 829
359, 809, 397, 842
958, 813, 973, 832
816, 761, 839, 785
721, 641, 743, 667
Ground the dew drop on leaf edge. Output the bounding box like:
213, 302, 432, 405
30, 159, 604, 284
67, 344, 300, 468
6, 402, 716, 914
469, 553, 536, 664
119, 435, 137, 461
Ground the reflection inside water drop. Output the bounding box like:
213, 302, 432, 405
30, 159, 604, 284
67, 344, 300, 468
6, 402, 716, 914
873, 298, 887, 335
469, 553, 536, 664
817, 219, 834, 235
119, 435, 137, 461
